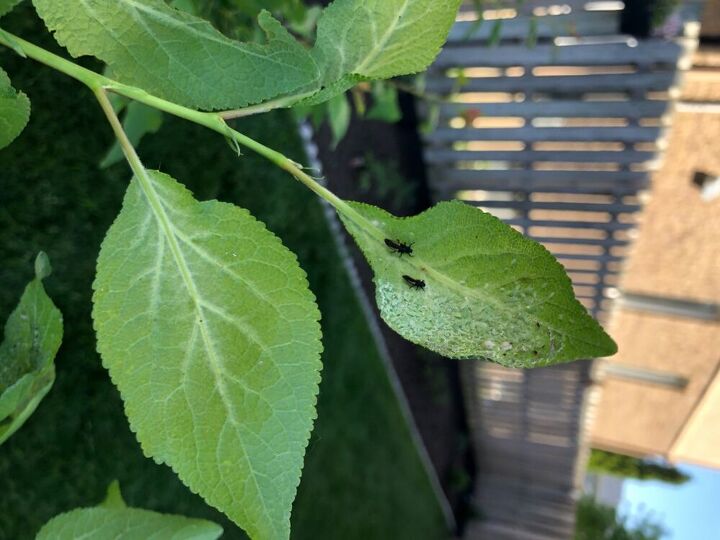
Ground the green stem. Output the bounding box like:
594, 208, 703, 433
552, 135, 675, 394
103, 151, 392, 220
217, 90, 317, 120
0, 30, 108, 89
0, 27, 382, 240
94, 89, 148, 185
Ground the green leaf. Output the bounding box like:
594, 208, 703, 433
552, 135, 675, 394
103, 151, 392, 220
0, 66, 30, 150
327, 92, 350, 148
338, 201, 617, 366
288, 5, 322, 39
366, 82, 402, 123
100, 102, 164, 169
313, 0, 462, 84
100, 480, 128, 509
33, 0, 460, 112
170, 0, 197, 14
36, 482, 223, 540
293, 0, 461, 107
92, 170, 323, 540
0, 252, 62, 445
32, 1, 320, 110
295, 73, 365, 108
0, 0, 22, 17
489, 19, 503, 47
526, 16, 538, 49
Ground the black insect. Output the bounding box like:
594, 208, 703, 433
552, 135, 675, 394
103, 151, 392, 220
402, 274, 426, 290
385, 238, 414, 257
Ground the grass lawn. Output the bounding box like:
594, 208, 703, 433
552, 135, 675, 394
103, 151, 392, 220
0, 8, 449, 540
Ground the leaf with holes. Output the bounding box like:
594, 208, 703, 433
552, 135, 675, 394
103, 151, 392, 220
0, 66, 30, 150
92, 170, 322, 540
32, 0, 320, 110
37, 481, 223, 539
338, 200, 617, 366
0, 252, 62, 445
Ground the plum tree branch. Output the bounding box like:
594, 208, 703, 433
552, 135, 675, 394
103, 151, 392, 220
0, 27, 381, 241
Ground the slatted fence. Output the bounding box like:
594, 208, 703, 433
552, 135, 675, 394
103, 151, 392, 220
423, 2, 698, 318
418, 1, 701, 538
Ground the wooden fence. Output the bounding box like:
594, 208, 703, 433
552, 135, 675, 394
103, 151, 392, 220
459, 359, 594, 538
419, 1, 701, 537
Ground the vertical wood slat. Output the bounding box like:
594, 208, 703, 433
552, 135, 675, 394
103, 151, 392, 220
460, 361, 591, 539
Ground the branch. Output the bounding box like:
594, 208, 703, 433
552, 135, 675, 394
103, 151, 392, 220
0, 27, 380, 243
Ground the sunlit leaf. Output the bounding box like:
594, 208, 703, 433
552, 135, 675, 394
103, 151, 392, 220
0, 252, 62, 445
32, 1, 320, 110
338, 200, 617, 366
313, 0, 462, 84
93, 170, 322, 540
33, 0, 462, 111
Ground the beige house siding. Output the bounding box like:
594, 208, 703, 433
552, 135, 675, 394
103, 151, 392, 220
593, 313, 720, 456
671, 366, 720, 467
620, 109, 720, 302
700, 0, 720, 37
589, 42, 720, 467
681, 47, 720, 102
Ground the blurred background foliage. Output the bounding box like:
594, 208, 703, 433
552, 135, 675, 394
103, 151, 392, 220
589, 450, 691, 485
575, 497, 666, 540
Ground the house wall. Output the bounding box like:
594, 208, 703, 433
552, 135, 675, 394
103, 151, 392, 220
589, 43, 720, 467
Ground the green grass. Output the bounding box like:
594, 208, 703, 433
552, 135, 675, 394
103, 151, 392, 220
0, 8, 449, 540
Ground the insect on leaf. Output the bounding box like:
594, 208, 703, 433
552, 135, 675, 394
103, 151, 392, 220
338, 200, 617, 366
0, 252, 62, 446
0, 66, 30, 150
36, 481, 223, 540
92, 170, 322, 540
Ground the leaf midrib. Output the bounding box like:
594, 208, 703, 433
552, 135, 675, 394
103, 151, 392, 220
353, 0, 411, 74
134, 173, 278, 537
